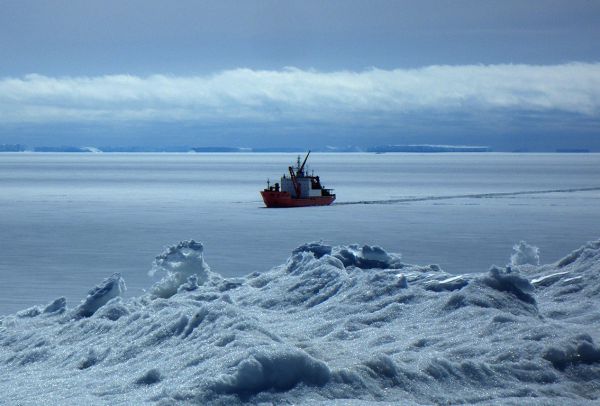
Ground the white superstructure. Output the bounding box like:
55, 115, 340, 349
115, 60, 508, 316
281, 176, 325, 198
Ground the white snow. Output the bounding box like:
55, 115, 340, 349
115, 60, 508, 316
510, 240, 540, 266
2, 239, 600, 404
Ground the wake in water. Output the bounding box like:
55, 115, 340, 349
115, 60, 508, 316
336, 186, 600, 205
1, 239, 600, 404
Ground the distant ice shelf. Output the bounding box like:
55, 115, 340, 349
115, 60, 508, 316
368, 144, 491, 153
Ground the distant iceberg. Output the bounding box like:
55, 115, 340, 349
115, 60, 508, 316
2, 239, 600, 404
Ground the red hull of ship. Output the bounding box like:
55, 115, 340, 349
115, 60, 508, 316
261, 191, 335, 208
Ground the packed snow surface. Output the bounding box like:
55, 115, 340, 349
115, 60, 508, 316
2, 240, 600, 405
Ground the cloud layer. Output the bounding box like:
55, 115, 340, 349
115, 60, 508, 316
1, 63, 599, 124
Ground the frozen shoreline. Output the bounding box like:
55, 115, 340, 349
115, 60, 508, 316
1, 239, 600, 404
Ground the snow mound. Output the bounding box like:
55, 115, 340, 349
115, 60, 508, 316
557, 240, 600, 268
543, 334, 600, 370
213, 349, 330, 397
135, 368, 162, 385
2, 239, 600, 405
93, 297, 130, 321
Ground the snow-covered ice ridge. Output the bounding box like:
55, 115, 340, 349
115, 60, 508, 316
2, 240, 600, 405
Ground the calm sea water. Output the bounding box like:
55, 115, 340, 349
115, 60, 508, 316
1, 152, 599, 314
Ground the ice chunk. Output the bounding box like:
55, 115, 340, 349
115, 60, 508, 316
425, 275, 468, 292
481, 266, 535, 304
333, 244, 402, 269
531, 271, 570, 287
288, 243, 402, 273
510, 241, 540, 266
562, 276, 583, 283
362, 245, 392, 262
292, 241, 332, 258
150, 240, 210, 298
16, 297, 66, 318
177, 274, 199, 293
74, 273, 126, 318
16, 306, 41, 318
43, 297, 66, 314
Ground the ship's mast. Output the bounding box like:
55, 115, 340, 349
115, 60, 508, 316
297, 150, 310, 176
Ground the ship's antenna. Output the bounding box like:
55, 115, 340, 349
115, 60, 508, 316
267, 178, 270, 188
298, 150, 311, 175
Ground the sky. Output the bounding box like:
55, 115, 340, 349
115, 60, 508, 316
1, 0, 600, 150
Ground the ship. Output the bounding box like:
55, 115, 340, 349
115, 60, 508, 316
261, 151, 336, 208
